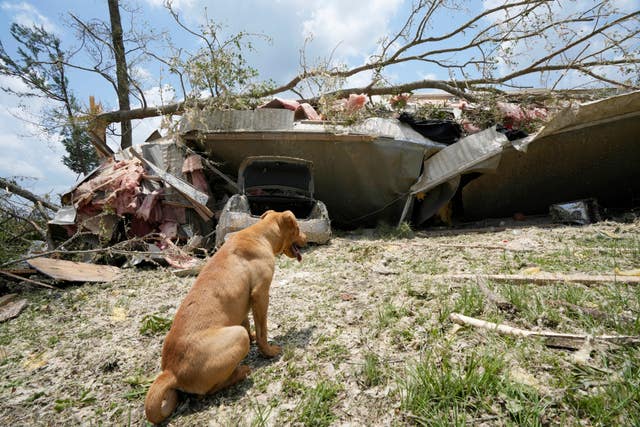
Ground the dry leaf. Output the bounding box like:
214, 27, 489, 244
614, 267, 640, 277
521, 266, 541, 275
111, 306, 127, 322
23, 351, 48, 371
571, 339, 593, 365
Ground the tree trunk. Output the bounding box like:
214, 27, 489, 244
107, 0, 132, 149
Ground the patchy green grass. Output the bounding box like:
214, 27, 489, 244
399, 350, 547, 425
1, 219, 639, 425
139, 313, 173, 335
359, 352, 385, 388
293, 380, 342, 427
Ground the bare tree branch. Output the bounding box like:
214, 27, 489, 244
0, 177, 59, 212
90, 1, 640, 127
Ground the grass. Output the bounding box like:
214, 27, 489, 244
123, 373, 153, 401
1, 219, 639, 425
139, 313, 173, 335
377, 301, 409, 329
54, 389, 97, 412
374, 221, 415, 239
249, 398, 273, 427
399, 349, 547, 425
293, 380, 342, 427
360, 352, 385, 387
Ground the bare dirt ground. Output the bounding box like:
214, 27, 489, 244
1, 216, 639, 426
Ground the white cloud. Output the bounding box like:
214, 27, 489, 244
0, 1, 58, 33
300, 0, 404, 62
141, 0, 197, 12
0, 75, 77, 196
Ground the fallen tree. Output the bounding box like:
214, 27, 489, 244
90, 1, 640, 127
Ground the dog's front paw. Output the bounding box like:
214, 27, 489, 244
259, 344, 281, 358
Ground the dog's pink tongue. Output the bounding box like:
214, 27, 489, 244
292, 244, 302, 262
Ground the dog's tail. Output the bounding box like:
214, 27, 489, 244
145, 370, 178, 424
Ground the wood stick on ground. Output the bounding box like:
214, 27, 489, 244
0, 270, 57, 289
449, 312, 640, 350
435, 273, 640, 285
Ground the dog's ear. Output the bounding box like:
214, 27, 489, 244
279, 211, 299, 235
282, 211, 297, 227
261, 210, 275, 219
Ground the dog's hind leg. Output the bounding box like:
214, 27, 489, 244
180, 325, 251, 395
206, 364, 252, 395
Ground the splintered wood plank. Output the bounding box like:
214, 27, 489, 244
27, 258, 121, 283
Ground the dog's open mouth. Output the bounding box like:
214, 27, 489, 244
291, 243, 302, 262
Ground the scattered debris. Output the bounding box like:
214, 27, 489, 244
27, 257, 121, 282
0, 294, 28, 322
550, 198, 602, 225
344, 93, 367, 112
259, 98, 321, 120
462, 91, 640, 219
5, 91, 634, 286
449, 312, 640, 350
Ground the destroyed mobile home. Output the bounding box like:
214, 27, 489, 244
39, 90, 640, 272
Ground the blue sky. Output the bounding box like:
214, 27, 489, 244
1, 0, 638, 199
0, 0, 416, 198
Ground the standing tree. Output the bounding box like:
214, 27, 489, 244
0, 23, 100, 175
107, 0, 132, 149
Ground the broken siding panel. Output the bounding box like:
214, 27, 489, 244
27, 258, 121, 282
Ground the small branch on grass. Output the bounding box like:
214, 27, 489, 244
449, 312, 640, 350
0, 270, 57, 289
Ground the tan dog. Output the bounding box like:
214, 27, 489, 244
145, 210, 306, 424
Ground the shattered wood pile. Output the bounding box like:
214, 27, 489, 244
47, 136, 213, 269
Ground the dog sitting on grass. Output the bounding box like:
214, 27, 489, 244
145, 210, 306, 424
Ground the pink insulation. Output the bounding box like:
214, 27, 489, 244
345, 93, 367, 111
